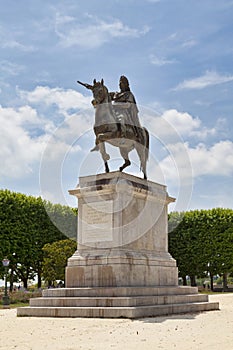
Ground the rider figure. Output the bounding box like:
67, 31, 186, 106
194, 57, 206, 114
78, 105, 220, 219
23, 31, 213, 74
90, 76, 141, 152
110, 75, 141, 139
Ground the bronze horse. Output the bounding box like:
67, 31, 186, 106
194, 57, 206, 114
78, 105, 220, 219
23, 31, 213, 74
78, 79, 149, 179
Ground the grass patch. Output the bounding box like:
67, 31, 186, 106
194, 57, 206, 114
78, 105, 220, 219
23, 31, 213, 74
0, 290, 42, 308
0, 302, 29, 309
200, 290, 219, 295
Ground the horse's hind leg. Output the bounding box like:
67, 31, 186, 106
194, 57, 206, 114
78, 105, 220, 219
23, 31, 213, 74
99, 142, 110, 173
105, 161, 109, 173
135, 142, 147, 180
119, 147, 131, 172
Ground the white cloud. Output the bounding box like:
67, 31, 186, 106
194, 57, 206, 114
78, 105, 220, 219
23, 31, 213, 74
189, 140, 233, 177
0, 60, 24, 76
1, 40, 34, 52
158, 142, 192, 182
0, 103, 87, 180
174, 70, 233, 90
159, 140, 233, 183
0, 105, 47, 178
152, 139, 233, 210
167, 32, 178, 41
20, 85, 95, 143
0, 25, 35, 52
181, 39, 198, 48
150, 54, 176, 66
0, 85, 93, 180
146, 108, 217, 140
162, 109, 201, 135
54, 13, 149, 49
144, 108, 232, 202
163, 109, 218, 139
20, 86, 91, 113
55, 13, 74, 26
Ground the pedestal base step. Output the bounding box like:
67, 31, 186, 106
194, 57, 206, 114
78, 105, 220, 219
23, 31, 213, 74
17, 286, 219, 319
17, 302, 219, 319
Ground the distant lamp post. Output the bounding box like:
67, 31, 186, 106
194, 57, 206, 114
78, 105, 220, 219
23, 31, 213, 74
2, 258, 10, 307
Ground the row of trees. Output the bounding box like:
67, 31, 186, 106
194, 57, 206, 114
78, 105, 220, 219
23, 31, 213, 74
168, 208, 233, 289
0, 189, 77, 289
35, 207, 233, 288
1, 189, 233, 290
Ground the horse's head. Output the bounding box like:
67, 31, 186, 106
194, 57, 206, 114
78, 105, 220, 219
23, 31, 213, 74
92, 79, 109, 107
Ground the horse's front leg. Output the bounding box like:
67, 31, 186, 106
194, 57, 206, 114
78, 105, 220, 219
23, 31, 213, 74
98, 142, 110, 173
119, 147, 131, 172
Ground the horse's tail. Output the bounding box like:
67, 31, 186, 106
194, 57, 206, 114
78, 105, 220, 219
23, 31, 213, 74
143, 127, 149, 163
138, 127, 149, 178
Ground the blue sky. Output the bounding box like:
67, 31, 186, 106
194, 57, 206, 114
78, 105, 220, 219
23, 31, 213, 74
0, 0, 233, 212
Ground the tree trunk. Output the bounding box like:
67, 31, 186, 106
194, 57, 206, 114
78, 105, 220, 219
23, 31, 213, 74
182, 276, 187, 286
37, 269, 42, 289
37, 274, 41, 289
22, 277, 28, 289
9, 269, 14, 292
190, 275, 197, 286
210, 273, 214, 291
223, 273, 228, 291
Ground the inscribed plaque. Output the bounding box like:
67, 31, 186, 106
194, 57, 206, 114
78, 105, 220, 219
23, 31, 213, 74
81, 200, 113, 243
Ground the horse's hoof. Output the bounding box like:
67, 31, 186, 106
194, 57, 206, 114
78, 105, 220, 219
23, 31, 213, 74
104, 154, 110, 161
119, 167, 123, 172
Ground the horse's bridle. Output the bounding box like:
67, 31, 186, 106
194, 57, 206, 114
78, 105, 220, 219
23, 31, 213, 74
92, 83, 108, 107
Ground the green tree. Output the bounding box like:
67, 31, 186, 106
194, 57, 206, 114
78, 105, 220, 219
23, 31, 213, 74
0, 189, 77, 289
169, 211, 206, 286
42, 239, 77, 286
168, 208, 233, 289
43, 201, 77, 240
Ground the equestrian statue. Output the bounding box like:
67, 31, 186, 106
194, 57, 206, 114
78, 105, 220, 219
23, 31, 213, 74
77, 76, 149, 179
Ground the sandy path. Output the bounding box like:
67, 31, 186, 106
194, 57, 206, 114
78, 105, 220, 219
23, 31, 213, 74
0, 294, 232, 350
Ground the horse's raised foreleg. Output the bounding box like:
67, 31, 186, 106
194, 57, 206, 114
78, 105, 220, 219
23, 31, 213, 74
98, 142, 110, 173
119, 147, 131, 172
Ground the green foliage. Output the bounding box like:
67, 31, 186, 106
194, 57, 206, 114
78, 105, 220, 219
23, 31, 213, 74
42, 239, 77, 285
0, 189, 77, 288
4, 290, 42, 304
43, 200, 77, 240
168, 211, 184, 232
168, 208, 233, 287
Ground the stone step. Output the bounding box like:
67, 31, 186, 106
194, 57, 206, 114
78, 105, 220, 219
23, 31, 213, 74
42, 286, 199, 298
30, 294, 208, 308
17, 301, 219, 319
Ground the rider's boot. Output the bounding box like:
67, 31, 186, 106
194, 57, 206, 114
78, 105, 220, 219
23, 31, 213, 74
90, 136, 100, 152
90, 144, 99, 152
120, 123, 126, 144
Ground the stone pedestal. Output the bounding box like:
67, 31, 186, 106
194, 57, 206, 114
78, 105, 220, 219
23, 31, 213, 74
17, 172, 219, 318
66, 171, 177, 287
